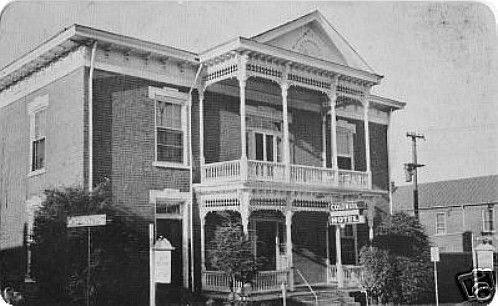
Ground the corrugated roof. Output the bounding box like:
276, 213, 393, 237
392, 175, 498, 211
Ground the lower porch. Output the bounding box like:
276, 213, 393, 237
200, 207, 372, 296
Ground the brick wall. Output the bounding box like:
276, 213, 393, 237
0, 67, 86, 282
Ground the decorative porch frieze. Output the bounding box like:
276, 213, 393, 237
203, 53, 239, 86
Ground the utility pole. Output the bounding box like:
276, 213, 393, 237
404, 132, 425, 220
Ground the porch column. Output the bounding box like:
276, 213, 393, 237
328, 92, 338, 170
240, 191, 250, 235
321, 104, 327, 168
368, 200, 375, 245
281, 82, 290, 181
286, 210, 294, 290
200, 212, 207, 271
363, 96, 372, 188
335, 226, 344, 288
325, 223, 331, 282
238, 55, 248, 179
199, 87, 205, 181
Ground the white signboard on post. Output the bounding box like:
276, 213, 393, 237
155, 251, 172, 284
67, 214, 107, 228
431, 247, 440, 262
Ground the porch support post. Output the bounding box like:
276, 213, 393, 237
280, 81, 290, 181
199, 86, 206, 181
326, 222, 331, 282
200, 211, 207, 271
321, 105, 327, 168
363, 95, 372, 188
240, 191, 250, 235
238, 55, 248, 179
335, 225, 344, 288
182, 200, 190, 288
328, 90, 338, 171
285, 210, 294, 290
368, 199, 375, 245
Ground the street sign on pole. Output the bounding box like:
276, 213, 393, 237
67, 214, 106, 306
431, 247, 440, 306
67, 214, 107, 228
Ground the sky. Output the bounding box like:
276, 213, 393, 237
0, 1, 496, 187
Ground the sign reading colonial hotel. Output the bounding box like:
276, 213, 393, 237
329, 201, 366, 225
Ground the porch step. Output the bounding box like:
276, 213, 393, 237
289, 285, 359, 306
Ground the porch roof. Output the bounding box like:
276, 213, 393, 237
199, 36, 383, 86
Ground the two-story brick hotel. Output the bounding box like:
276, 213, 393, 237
0, 11, 405, 303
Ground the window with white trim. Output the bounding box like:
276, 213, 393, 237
246, 106, 284, 163
150, 87, 189, 167
28, 95, 48, 173
336, 120, 355, 170
436, 212, 446, 235
482, 207, 494, 233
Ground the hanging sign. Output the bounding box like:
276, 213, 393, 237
329, 214, 365, 225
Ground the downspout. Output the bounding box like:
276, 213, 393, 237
88, 41, 98, 192
188, 62, 203, 292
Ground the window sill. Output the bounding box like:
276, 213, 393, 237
27, 168, 46, 178
153, 161, 190, 170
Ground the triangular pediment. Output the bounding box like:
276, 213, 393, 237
252, 11, 375, 74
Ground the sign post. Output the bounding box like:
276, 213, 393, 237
430, 246, 440, 306
67, 214, 106, 306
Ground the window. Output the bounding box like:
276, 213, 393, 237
156, 101, 183, 163
149, 86, 189, 167
482, 207, 494, 233
336, 120, 356, 170
247, 114, 282, 162
28, 95, 48, 174
436, 212, 446, 235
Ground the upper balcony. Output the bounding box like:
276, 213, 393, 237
201, 159, 370, 190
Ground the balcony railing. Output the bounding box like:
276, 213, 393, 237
201, 159, 370, 189
329, 265, 364, 288
202, 270, 290, 293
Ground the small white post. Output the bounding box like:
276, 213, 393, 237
149, 223, 155, 306
335, 226, 343, 288
434, 261, 439, 306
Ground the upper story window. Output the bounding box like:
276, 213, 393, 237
337, 120, 356, 170
482, 206, 494, 233
149, 87, 189, 168
436, 212, 447, 235
28, 95, 48, 174
246, 106, 287, 163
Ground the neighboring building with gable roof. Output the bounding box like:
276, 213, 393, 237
393, 175, 498, 252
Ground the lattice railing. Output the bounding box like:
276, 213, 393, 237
202, 270, 289, 293
247, 160, 286, 182
203, 160, 241, 183
329, 265, 364, 288
291, 164, 336, 186
338, 170, 369, 189
201, 160, 369, 189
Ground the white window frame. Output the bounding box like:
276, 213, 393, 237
435, 212, 447, 235
482, 206, 494, 233
336, 120, 356, 170
149, 86, 190, 169
27, 95, 48, 177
